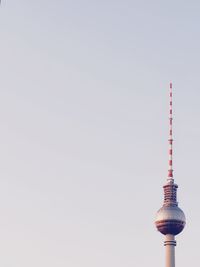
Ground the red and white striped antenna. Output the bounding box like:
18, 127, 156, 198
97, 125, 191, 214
168, 82, 174, 182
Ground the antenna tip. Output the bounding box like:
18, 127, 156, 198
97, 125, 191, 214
170, 82, 173, 89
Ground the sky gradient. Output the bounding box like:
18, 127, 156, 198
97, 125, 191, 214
0, 1, 200, 266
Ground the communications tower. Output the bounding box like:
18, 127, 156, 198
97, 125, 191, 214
155, 83, 186, 267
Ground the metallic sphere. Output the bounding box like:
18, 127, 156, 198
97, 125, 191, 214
155, 206, 186, 235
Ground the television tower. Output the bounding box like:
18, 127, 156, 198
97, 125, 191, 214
155, 83, 186, 267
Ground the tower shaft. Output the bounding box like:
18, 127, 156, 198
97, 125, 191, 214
165, 235, 176, 267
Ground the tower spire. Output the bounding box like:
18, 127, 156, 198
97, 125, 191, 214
168, 82, 173, 182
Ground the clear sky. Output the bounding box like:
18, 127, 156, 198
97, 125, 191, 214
0, 1, 200, 266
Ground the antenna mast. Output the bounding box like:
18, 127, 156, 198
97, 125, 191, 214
168, 82, 174, 182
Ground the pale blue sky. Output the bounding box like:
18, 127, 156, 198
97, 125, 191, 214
0, 1, 200, 266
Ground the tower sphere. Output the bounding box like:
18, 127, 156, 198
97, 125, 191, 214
155, 206, 186, 235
